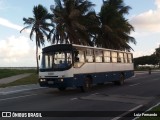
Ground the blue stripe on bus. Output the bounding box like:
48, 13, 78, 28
40, 70, 134, 88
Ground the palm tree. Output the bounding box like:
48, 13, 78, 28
49, 0, 99, 46
20, 4, 54, 73
98, 0, 136, 51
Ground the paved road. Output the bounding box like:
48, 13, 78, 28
0, 72, 160, 120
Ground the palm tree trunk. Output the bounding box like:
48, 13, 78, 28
36, 42, 39, 74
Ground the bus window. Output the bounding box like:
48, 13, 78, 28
104, 51, 111, 62
128, 53, 132, 63
78, 51, 85, 63
86, 49, 94, 62
74, 51, 85, 68
40, 51, 72, 70
118, 52, 124, 63
44, 55, 49, 68
43, 55, 54, 69
95, 50, 103, 62
74, 51, 79, 62
112, 52, 117, 63
124, 53, 127, 63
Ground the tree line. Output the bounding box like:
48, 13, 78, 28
134, 47, 160, 68
20, 0, 136, 71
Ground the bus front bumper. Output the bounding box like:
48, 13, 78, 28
38, 77, 74, 88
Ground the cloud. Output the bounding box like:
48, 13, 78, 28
0, 35, 37, 67
0, 17, 31, 34
128, 0, 160, 58
130, 0, 160, 33
0, 17, 22, 31
155, 0, 160, 8
0, 17, 48, 67
133, 49, 155, 58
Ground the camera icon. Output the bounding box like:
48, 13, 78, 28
2, 112, 11, 117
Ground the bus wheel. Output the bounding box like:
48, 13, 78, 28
58, 87, 66, 91
80, 76, 92, 92
118, 74, 124, 85
114, 74, 124, 85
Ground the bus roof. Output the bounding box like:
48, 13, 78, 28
72, 44, 132, 54
42, 44, 132, 54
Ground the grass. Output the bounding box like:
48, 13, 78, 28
137, 104, 160, 120
0, 73, 38, 88
0, 69, 38, 88
0, 69, 36, 79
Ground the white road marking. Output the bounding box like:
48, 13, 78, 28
71, 98, 78, 100
111, 105, 143, 120
129, 83, 140, 87
0, 87, 44, 95
0, 94, 38, 101
132, 102, 160, 120
91, 93, 99, 96
129, 78, 159, 87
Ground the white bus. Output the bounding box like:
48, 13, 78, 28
39, 44, 134, 91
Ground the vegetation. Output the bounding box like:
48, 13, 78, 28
134, 55, 158, 67
137, 104, 160, 120
49, 0, 100, 46
0, 69, 36, 79
155, 47, 160, 68
49, 0, 136, 50
21, 0, 136, 53
20, 4, 54, 73
0, 73, 38, 88
134, 47, 160, 68
97, 0, 136, 50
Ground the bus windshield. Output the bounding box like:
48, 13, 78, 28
40, 51, 72, 71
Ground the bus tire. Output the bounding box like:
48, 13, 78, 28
80, 75, 92, 92
118, 74, 125, 85
114, 74, 124, 85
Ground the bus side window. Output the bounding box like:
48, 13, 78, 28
75, 56, 79, 62
117, 57, 121, 63
78, 51, 85, 63
95, 50, 103, 62
124, 53, 127, 63
74, 50, 85, 68
86, 49, 94, 62
104, 51, 111, 62
118, 52, 124, 63
128, 53, 132, 63
74, 51, 79, 62
112, 52, 117, 63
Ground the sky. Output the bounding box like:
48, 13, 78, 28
0, 0, 160, 67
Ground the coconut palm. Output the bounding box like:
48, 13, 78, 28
49, 0, 99, 46
20, 4, 54, 73
98, 0, 136, 51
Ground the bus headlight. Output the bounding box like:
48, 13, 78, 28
58, 79, 64, 82
60, 79, 64, 82
40, 79, 46, 82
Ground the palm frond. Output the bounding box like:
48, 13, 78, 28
20, 25, 31, 33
